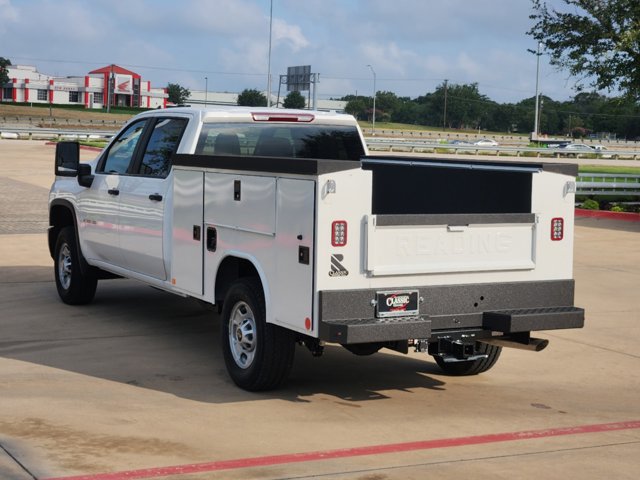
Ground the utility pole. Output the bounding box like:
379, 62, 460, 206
204, 76, 208, 106
538, 96, 544, 135
366, 65, 376, 135
443, 79, 448, 130
533, 41, 542, 140
106, 64, 114, 113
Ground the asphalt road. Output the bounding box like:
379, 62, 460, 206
0, 140, 639, 480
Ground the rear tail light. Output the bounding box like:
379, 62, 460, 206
331, 220, 347, 247
551, 217, 564, 241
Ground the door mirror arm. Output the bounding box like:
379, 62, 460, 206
77, 163, 94, 188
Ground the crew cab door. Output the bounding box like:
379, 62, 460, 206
118, 117, 188, 279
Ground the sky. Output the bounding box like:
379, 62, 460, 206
1, 0, 588, 104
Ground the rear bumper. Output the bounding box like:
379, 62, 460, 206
318, 280, 584, 344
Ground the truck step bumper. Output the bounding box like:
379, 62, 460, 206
320, 317, 432, 344
483, 306, 585, 333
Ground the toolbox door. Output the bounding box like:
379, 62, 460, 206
272, 178, 315, 333
170, 169, 204, 295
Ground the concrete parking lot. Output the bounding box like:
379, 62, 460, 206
0, 140, 638, 480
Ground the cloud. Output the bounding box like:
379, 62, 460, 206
272, 18, 309, 52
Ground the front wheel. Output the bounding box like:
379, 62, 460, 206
54, 226, 97, 305
221, 278, 295, 391
433, 343, 502, 376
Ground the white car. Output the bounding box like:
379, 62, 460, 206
474, 138, 499, 147
558, 143, 594, 152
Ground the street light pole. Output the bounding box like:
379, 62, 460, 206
204, 76, 208, 106
533, 41, 542, 140
267, 0, 273, 107
366, 64, 376, 135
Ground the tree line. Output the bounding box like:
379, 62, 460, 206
342, 83, 640, 139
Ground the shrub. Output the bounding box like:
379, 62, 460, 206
581, 199, 599, 210
611, 205, 624, 213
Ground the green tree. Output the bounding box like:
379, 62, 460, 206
0, 57, 12, 85
283, 90, 306, 109
343, 95, 369, 120
374, 91, 401, 121
237, 88, 267, 107
429, 82, 492, 129
529, 0, 640, 99
166, 83, 191, 105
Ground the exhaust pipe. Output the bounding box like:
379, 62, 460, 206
479, 336, 549, 352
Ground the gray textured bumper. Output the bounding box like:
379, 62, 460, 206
318, 280, 583, 344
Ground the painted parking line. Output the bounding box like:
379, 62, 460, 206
45, 420, 640, 480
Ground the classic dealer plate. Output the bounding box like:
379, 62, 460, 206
376, 290, 419, 318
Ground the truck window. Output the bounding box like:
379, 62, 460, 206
100, 120, 147, 174
195, 123, 364, 161
138, 118, 188, 177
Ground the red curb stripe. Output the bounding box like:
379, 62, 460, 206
45, 420, 640, 480
576, 208, 640, 222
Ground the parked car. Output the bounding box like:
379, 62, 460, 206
558, 143, 594, 152
557, 143, 595, 157
474, 138, 499, 147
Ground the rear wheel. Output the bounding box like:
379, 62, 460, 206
54, 226, 97, 305
221, 278, 295, 391
433, 343, 502, 376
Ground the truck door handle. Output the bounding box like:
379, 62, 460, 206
107, 188, 119, 196
149, 193, 163, 201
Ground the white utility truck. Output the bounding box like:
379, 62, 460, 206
49, 107, 584, 391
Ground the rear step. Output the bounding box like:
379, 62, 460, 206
483, 306, 585, 333
320, 317, 432, 344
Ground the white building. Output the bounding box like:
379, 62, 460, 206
2, 64, 167, 109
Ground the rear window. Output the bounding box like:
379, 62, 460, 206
195, 123, 364, 161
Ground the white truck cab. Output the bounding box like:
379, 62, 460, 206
49, 106, 584, 391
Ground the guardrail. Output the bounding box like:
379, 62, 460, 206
577, 174, 640, 196
0, 127, 116, 140
366, 138, 640, 160
366, 130, 640, 147
1, 116, 122, 126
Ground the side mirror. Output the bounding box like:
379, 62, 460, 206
55, 141, 80, 177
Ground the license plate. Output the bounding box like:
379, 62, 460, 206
376, 290, 419, 318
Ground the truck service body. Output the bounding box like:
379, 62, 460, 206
49, 106, 584, 390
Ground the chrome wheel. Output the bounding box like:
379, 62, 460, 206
228, 301, 257, 369
58, 243, 73, 291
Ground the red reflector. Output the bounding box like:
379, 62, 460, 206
331, 220, 347, 247
551, 217, 564, 241
252, 112, 314, 122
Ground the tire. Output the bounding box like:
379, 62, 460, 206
343, 343, 383, 356
221, 278, 295, 391
433, 343, 502, 376
54, 226, 98, 305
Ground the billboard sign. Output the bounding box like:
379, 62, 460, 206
287, 65, 311, 92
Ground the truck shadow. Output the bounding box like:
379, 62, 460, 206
1, 273, 447, 404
